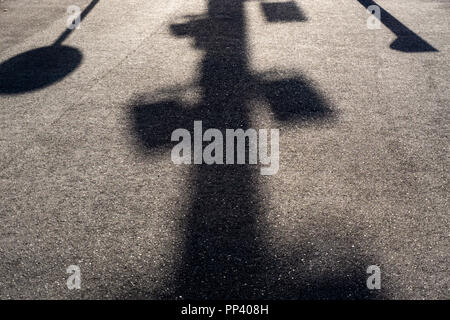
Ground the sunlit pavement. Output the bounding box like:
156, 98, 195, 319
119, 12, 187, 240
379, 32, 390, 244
0, 0, 448, 299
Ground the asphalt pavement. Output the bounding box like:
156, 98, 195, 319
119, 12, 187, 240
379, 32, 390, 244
0, 0, 448, 299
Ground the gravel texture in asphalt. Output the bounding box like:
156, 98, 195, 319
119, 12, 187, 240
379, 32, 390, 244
0, 0, 448, 299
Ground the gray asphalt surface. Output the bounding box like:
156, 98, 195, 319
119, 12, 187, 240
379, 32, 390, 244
0, 0, 448, 299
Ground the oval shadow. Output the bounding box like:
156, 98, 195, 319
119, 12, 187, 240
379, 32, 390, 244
0, 45, 83, 94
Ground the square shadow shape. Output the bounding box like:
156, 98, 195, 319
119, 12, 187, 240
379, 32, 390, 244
261, 1, 307, 23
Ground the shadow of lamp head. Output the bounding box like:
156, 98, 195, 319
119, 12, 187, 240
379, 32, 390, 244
261, 1, 307, 23
389, 35, 437, 53
0, 45, 82, 94
0, 0, 102, 95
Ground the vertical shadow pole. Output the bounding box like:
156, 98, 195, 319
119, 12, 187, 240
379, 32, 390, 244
173, 0, 266, 299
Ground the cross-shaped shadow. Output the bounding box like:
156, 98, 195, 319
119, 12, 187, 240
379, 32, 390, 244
128, 0, 383, 299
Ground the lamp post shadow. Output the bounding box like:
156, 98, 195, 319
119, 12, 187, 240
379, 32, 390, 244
0, 0, 100, 95
130, 0, 383, 299
358, 0, 438, 52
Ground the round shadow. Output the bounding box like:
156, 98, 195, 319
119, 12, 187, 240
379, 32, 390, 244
0, 45, 82, 94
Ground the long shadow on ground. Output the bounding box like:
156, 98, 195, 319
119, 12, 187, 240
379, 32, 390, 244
126, 0, 384, 299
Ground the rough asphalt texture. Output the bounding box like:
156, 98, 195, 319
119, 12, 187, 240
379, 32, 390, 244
0, 0, 448, 299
